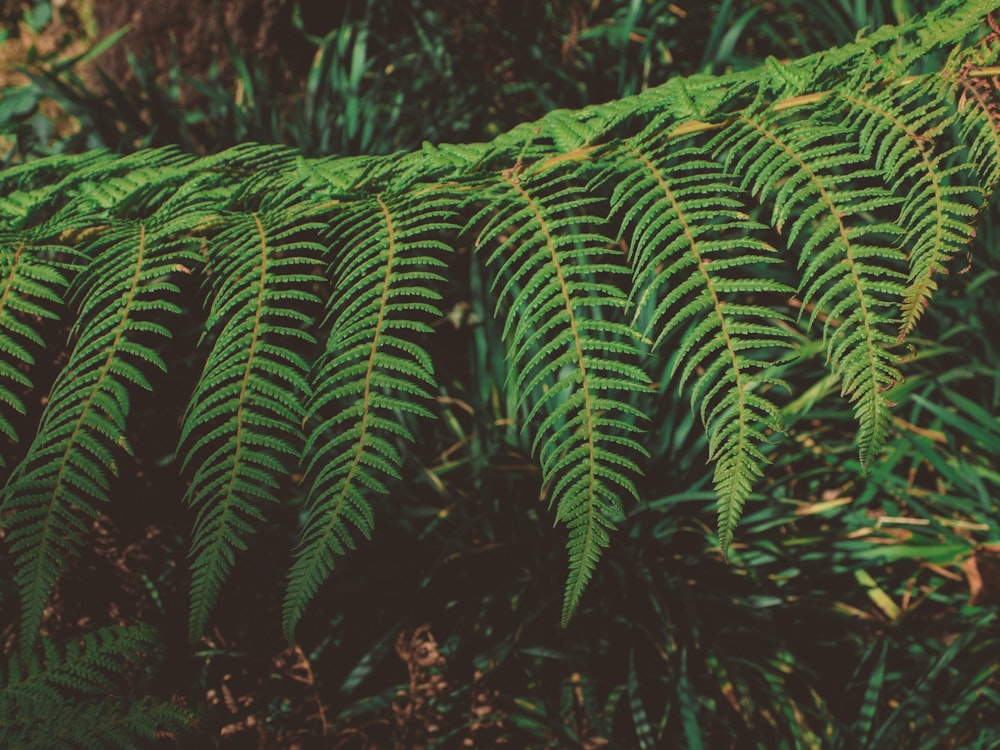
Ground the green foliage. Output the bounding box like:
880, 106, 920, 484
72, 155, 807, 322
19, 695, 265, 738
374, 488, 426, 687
2, 148, 203, 650
0, 623, 193, 749
284, 179, 456, 638
179, 183, 326, 642
714, 94, 907, 471
598, 135, 795, 554
2, 0, 1000, 666
469, 162, 651, 625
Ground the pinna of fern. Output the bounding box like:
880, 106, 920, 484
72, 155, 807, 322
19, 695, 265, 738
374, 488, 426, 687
283, 174, 457, 640
710, 90, 908, 473
0, 233, 78, 471
596, 126, 796, 557
1, 205, 202, 658
0, 156, 160, 476
178, 176, 327, 643
824, 66, 983, 339
467, 161, 651, 625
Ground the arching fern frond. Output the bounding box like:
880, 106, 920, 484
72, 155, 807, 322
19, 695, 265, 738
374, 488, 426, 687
827, 70, 983, 338
0, 234, 81, 472
598, 132, 795, 556
283, 183, 455, 640
1, 213, 199, 658
711, 100, 906, 470
469, 166, 650, 625
179, 183, 325, 643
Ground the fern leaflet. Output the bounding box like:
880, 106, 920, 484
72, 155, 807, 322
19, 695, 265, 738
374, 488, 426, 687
470, 165, 649, 625
0, 235, 81, 472
1, 216, 197, 658
283, 184, 454, 640
828, 72, 982, 338
712, 101, 906, 470
179, 185, 324, 642
599, 133, 795, 555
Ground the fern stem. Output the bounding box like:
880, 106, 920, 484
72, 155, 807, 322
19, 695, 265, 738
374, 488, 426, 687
283, 195, 398, 639
522, 63, 999, 189
664, 73, 963, 140
227, 213, 269, 495
186, 214, 271, 640
514, 176, 596, 491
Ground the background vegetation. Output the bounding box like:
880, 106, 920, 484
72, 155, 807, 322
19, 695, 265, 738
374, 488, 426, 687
2, 0, 1000, 748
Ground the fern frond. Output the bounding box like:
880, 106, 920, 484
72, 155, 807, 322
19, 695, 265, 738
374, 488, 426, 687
827, 72, 982, 338
282, 187, 454, 640
179, 188, 324, 643
470, 166, 649, 625
1, 218, 198, 658
0, 697, 193, 750
0, 623, 161, 710
0, 0, 998, 640
0, 234, 82, 472
598, 135, 795, 555
712, 103, 906, 470
0, 623, 193, 749
942, 42, 1000, 207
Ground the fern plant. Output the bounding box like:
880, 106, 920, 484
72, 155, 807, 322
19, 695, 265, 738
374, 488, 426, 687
2, 0, 1000, 653
0, 623, 193, 748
